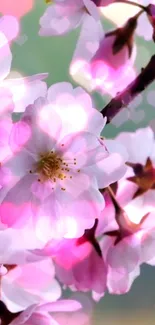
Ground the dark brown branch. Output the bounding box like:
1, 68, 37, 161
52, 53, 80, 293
0, 301, 20, 325
101, 55, 155, 123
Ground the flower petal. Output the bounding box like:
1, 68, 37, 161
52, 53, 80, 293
4, 73, 48, 113
0, 31, 12, 81
38, 300, 82, 313
116, 127, 154, 165
39, 3, 84, 36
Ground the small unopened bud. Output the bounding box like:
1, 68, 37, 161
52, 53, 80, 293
106, 15, 138, 58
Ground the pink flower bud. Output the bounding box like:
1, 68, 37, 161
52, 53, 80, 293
89, 17, 137, 94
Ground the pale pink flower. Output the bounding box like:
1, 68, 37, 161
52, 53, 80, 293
0, 107, 106, 240
39, 0, 100, 36
102, 208, 155, 288
116, 127, 155, 218
111, 182, 155, 266
23, 83, 128, 187
54, 237, 107, 295
98, 218, 141, 294
70, 15, 136, 96
98, 174, 155, 293
0, 85, 128, 240
0, 259, 61, 313
93, 137, 128, 188
96, 191, 142, 294
9, 300, 82, 325
35, 222, 107, 295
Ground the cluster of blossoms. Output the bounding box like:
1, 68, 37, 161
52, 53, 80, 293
0, 0, 155, 324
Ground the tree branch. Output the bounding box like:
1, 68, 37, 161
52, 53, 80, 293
101, 55, 155, 123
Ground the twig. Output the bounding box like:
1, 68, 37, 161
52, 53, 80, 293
101, 55, 155, 123
116, 0, 147, 11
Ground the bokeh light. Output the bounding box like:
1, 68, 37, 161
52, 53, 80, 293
0, 0, 34, 18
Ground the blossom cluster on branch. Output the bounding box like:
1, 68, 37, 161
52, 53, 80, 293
0, 0, 155, 324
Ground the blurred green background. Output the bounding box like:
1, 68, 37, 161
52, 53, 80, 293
9, 0, 155, 323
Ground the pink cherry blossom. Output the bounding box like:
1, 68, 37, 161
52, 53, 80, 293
116, 127, 155, 217
35, 224, 107, 295
54, 237, 106, 295
70, 15, 136, 96
22, 83, 128, 188
9, 299, 82, 325
98, 201, 142, 294
39, 0, 100, 36
97, 168, 155, 293
0, 85, 128, 240
0, 122, 106, 240
0, 259, 61, 313
90, 188, 141, 294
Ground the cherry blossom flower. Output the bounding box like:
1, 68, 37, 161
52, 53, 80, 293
70, 14, 136, 96
101, 234, 141, 294
109, 130, 155, 266
54, 237, 106, 295
97, 172, 155, 293
0, 83, 128, 240
9, 299, 82, 325
116, 127, 155, 217
0, 259, 61, 313
97, 191, 142, 294
33, 220, 107, 296
0, 105, 106, 240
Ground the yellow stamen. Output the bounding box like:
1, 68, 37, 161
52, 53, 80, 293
31, 150, 79, 185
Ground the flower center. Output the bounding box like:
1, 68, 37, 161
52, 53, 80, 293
30, 150, 80, 189
36, 151, 63, 181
